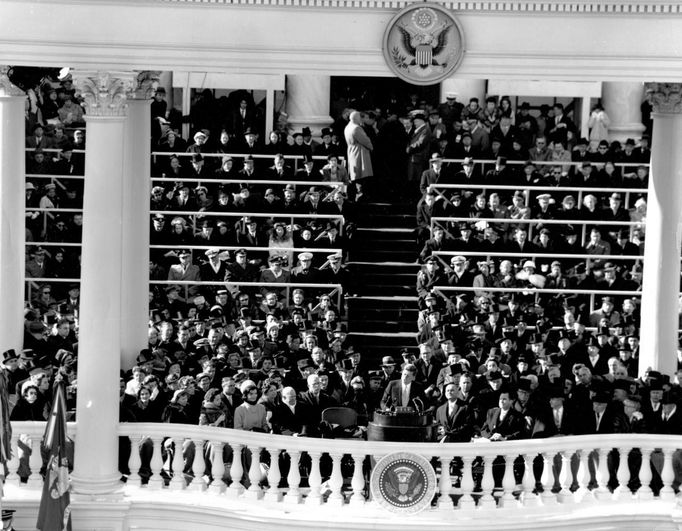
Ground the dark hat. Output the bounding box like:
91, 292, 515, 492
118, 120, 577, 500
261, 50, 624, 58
486, 370, 503, 381
244, 127, 256, 135
2, 349, 18, 363
625, 138, 636, 146
338, 358, 354, 371
177, 249, 191, 257
410, 111, 427, 121
461, 132, 472, 140
661, 390, 678, 405
613, 379, 631, 392
596, 325, 610, 337
598, 139, 610, 147
303, 154, 314, 165
592, 391, 611, 404
191, 153, 203, 163
519, 101, 530, 110
585, 336, 601, 348
546, 385, 565, 399
448, 363, 463, 376
321, 127, 332, 137
496, 156, 507, 165
1, 509, 15, 522
302, 127, 312, 137
368, 370, 383, 381
381, 356, 396, 367
528, 333, 543, 345
576, 137, 589, 146
517, 378, 533, 392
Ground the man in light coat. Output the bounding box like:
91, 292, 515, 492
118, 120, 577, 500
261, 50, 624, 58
344, 111, 374, 197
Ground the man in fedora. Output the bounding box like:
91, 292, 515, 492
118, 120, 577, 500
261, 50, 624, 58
419, 153, 448, 196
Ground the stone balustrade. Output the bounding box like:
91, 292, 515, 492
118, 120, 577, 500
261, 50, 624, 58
5, 422, 682, 512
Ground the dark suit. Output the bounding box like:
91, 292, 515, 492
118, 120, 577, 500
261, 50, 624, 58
481, 407, 525, 440
380, 380, 425, 410
531, 406, 577, 438
435, 400, 475, 442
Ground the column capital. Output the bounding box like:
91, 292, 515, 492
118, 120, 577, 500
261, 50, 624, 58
645, 82, 682, 114
131, 70, 161, 100
0, 65, 26, 97
72, 70, 136, 116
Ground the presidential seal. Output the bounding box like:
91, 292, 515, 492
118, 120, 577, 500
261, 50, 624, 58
382, 3, 465, 86
370, 452, 437, 514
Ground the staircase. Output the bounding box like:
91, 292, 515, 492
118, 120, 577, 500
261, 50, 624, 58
346, 202, 420, 363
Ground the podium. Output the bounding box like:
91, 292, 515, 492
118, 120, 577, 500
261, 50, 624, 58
367, 408, 436, 442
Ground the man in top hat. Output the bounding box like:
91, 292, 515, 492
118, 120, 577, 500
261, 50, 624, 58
406, 111, 432, 188
314, 127, 342, 158
295, 154, 317, 181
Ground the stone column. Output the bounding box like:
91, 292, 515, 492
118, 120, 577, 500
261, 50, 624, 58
638, 83, 682, 377
120, 72, 156, 370
285, 74, 332, 135
70, 70, 135, 495
440, 78, 486, 106
602, 82, 646, 142
0, 66, 26, 356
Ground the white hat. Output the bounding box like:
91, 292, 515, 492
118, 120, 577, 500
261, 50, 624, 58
523, 260, 536, 269
445, 91, 458, 99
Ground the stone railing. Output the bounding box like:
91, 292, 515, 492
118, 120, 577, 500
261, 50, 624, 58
5, 421, 682, 527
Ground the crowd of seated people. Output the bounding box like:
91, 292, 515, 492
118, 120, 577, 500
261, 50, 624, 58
14, 86, 681, 492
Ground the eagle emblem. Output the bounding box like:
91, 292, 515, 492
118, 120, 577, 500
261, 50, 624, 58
383, 3, 464, 85
370, 452, 438, 514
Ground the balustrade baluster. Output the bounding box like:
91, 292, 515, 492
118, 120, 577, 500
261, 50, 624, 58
209, 441, 225, 494
540, 452, 557, 505
245, 446, 263, 499
228, 443, 244, 497
574, 450, 594, 503
190, 437, 206, 492
327, 453, 345, 506
265, 447, 282, 502
557, 451, 573, 503
660, 447, 676, 500
458, 456, 476, 510
613, 446, 633, 500
636, 447, 654, 500
284, 450, 302, 504
5, 435, 20, 486
478, 455, 496, 509
27, 436, 43, 489
520, 453, 539, 507
170, 437, 186, 490
305, 451, 322, 505
147, 437, 165, 489
437, 454, 454, 511
595, 448, 611, 500
499, 453, 517, 507
127, 436, 142, 488
349, 453, 366, 507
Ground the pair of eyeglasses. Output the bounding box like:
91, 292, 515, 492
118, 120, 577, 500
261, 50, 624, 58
43, 291, 51, 295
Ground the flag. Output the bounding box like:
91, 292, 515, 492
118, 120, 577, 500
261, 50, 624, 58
0, 370, 11, 465
37, 381, 72, 531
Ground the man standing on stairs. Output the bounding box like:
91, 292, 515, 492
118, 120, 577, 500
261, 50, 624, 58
416, 255, 446, 309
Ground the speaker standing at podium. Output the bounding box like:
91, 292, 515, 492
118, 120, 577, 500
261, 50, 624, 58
380, 364, 425, 410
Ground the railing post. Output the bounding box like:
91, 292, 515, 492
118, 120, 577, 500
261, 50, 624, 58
636, 447, 654, 500
265, 447, 282, 502
5, 435, 20, 487
613, 446, 633, 500
284, 450, 302, 504
245, 446, 264, 499
306, 451, 322, 505
437, 454, 454, 511
127, 436, 142, 488
208, 441, 225, 495
478, 455, 496, 509
575, 450, 594, 503
660, 447, 676, 500
349, 453, 366, 507
147, 437, 165, 489
228, 443, 244, 498
499, 453, 518, 508
327, 453, 345, 506
458, 455, 476, 510
27, 436, 43, 489
190, 437, 206, 492
557, 451, 573, 503
170, 437, 186, 490
521, 453, 539, 507
595, 448, 611, 500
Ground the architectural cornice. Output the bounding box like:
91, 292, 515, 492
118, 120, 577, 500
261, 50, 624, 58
157, 0, 682, 13
20, 0, 682, 13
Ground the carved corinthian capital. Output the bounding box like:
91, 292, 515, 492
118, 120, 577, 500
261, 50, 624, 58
131, 71, 162, 100
73, 71, 136, 116
645, 82, 682, 114
0, 65, 26, 97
